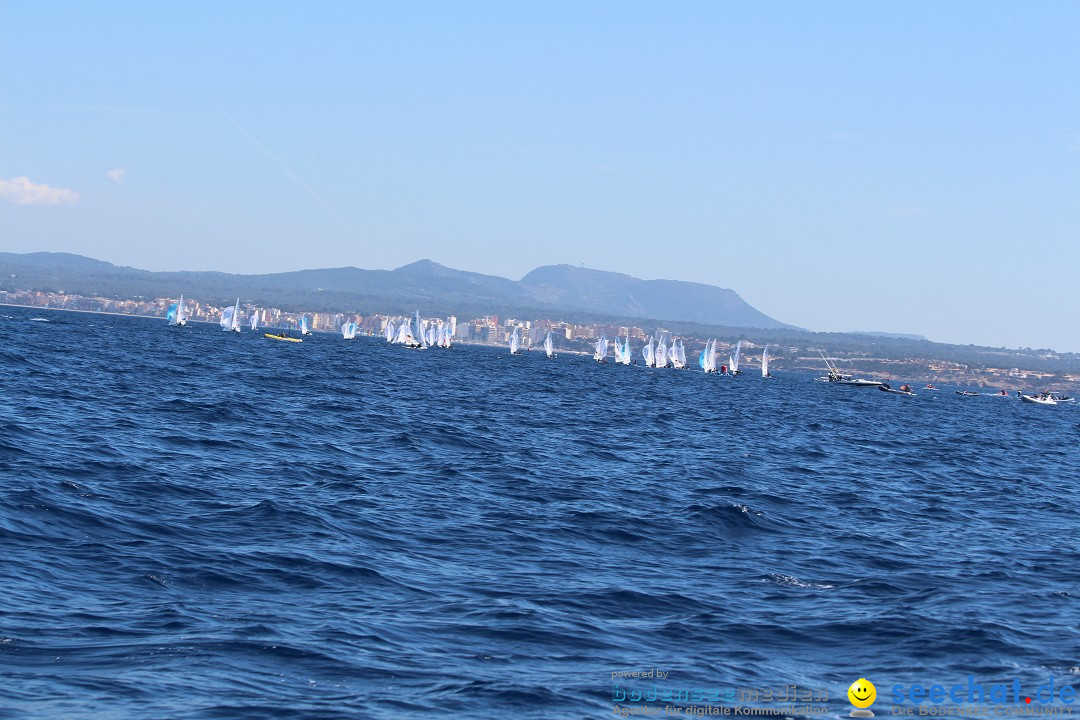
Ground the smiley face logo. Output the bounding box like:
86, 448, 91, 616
848, 679, 876, 716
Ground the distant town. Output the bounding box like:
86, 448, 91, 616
3, 287, 1077, 390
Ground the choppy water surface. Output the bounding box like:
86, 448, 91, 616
1, 308, 1077, 719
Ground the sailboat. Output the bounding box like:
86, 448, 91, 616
394, 321, 411, 345
611, 335, 626, 365
441, 318, 454, 348
406, 310, 426, 349
616, 334, 632, 365
509, 327, 520, 355
385, 321, 395, 342
249, 310, 259, 331
728, 340, 743, 375
220, 298, 242, 333
761, 344, 772, 378
544, 331, 555, 358
671, 339, 686, 369
642, 336, 656, 367
341, 321, 358, 339
593, 335, 608, 363
655, 336, 669, 368
167, 295, 188, 326
300, 316, 312, 336
699, 339, 718, 373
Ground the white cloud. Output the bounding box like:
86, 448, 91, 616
0, 176, 80, 206
106, 168, 126, 184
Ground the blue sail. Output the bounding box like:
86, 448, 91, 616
166, 303, 178, 325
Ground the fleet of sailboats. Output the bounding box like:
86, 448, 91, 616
163, 296, 796, 379
165, 296, 780, 376
157, 298, 1071, 402
379, 311, 455, 349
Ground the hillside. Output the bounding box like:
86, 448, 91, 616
0, 252, 794, 330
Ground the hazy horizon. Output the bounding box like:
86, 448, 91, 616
2, 2, 1078, 351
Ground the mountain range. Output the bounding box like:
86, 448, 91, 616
0, 252, 794, 330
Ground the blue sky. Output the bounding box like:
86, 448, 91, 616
2, 2, 1078, 351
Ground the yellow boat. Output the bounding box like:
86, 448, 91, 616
264, 333, 303, 343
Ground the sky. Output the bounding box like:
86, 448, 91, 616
1, 2, 1078, 351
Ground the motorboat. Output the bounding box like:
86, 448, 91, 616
815, 350, 882, 386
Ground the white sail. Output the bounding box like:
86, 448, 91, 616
221, 298, 241, 332
642, 336, 655, 367
594, 335, 607, 362
544, 331, 554, 358
395, 321, 410, 344
655, 336, 669, 368
342, 321, 358, 339
612, 336, 623, 364
385, 321, 395, 342
671, 339, 686, 369
509, 327, 520, 354
441, 318, 454, 347
699, 339, 713, 373
168, 294, 188, 326
413, 310, 427, 348
730, 340, 742, 374
762, 344, 771, 377
249, 311, 259, 331
300, 316, 311, 335
620, 335, 632, 365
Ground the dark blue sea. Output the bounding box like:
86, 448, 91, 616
2, 307, 1078, 719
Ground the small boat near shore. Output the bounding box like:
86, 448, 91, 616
265, 332, 302, 343
815, 350, 882, 386
1020, 393, 1058, 405
956, 390, 980, 397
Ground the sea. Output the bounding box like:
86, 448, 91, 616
2, 306, 1078, 719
